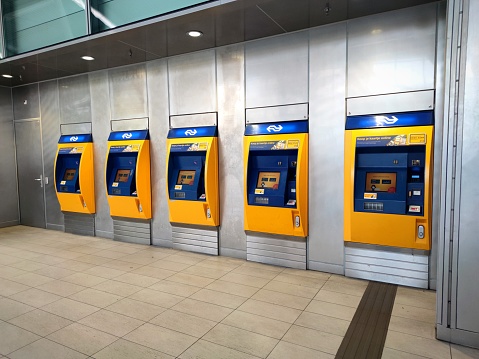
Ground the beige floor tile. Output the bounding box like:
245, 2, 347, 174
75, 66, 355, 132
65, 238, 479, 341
93, 250, 129, 259
0, 297, 34, 320
232, 266, 280, 280
314, 289, 362, 308
10, 272, 54, 287
118, 253, 163, 265
55, 260, 95, 272
149, 280, 201, 297
131, 265, 176, 280
92, 339, 174, 359
114, 272, 161, 287
78, 309, 144, 337
62, 272, 108, 287
267, 341, 334, 359
305, 300, 356, 321
220, 272, 270, 288
222, 310, 291, 339
41, 297, 100, 321
75, 255, 113, 266
295, 311, 350, 337
109, 245, 144, 254
389, 315, 436, 340
106, 298, 166, 321
196, 259, 242, 271
32, 254, 68, 265
52, 250, 87, 260
92, 280, 143, 297
395, 287, 436, 310
36, 279, 86, 296
241, 261, 284, 273
150, 309, 216, 337
0, 253, 23, 265
33, 266, 77, 279
9, 250, 43, 260
0, 277, 30, 296
0, 265, 27, 279
70, 246, 103, 255
47, 323, 118, 356
203, 323, 278, 358
69, 288, 123, 308
8, 309, 73, 336
101, 260, 144, 271
9, 260, 48, 272
124, 323, 197, 357
282, 325, 343, 355
191, 288, 247, 309
263, 280, 318, 299
273, 273, 326, 289
182, 265, 231, 279
83, 265, 126, 279
179, 339, 260, 359
0, 321, 41, 356
451, 343, 479, 359
252, 289, 311, 310
149, 260, 192, 272
8, 338, 87, 359
281, 268, 331, 280
206, 280, 259, 298
165, 254, 204, 265
9, 288, 61, 307
392, 302, 436, 324
385, 331, 451, 359
167, 272, 215, 288
171, 298, 233, 322
381, 347, 430, 359
129, 288, 184, 308
321, 280, 368, 297
238, 299, 302, 324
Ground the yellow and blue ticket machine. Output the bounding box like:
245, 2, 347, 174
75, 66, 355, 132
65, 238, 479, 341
166, 126, 219, 226
344, 111, 434, 250
54, 134, 95, 214
105, 130, 151, 219
244, 121, 308, 237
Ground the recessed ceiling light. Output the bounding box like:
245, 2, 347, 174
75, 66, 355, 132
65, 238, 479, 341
187, 30, 203, 38
2, 74, 13, 78
81, 56, 95, 61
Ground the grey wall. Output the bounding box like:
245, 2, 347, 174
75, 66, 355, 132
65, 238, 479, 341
0, 86, 19, 227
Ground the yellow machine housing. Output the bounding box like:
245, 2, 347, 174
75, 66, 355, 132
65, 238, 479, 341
54, 135, 95, 214
166, 135, 219, 227
244, 131, 308, 237
105, 130, 151, 219
344, 121, 434, 250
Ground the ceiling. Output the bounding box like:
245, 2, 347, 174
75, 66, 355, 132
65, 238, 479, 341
0, 0, 438, 87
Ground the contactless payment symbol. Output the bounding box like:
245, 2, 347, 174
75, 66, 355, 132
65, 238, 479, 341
185, 129, 197, 136
266, 125, 283, 133
69, 136, 78, 142
122, 133, 132, 139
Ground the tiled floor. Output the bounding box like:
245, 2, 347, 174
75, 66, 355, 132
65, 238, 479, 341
0, 226, 477, 358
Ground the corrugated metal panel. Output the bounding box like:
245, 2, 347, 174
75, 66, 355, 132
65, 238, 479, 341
345, 245, 429, 288
172, 225, 218, 255
64, 213, 95, 237
246, 234, 306, 269
113, 218, 151, 245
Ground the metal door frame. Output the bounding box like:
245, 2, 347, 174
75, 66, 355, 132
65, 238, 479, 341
13, 118, 47, 228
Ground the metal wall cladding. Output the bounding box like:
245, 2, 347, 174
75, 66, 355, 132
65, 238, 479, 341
58, 75, 92, 125
13, 83, 40, 120
64, 213, 95, 237
113, 218, 151, 245
308, 23, 347, 275
0, 87, 19, 226
109, 64, 148, 120
147, 59, 172, 247
168, 49, 217, 115
347, 3, 437, 98
217, 44, 247, 258
172, 226, 218, 255
456, 0, 479, 333
245, 31, 309, 108
246, 234, 306, 269
90, 71, 114, 239
39, 80, 64, 230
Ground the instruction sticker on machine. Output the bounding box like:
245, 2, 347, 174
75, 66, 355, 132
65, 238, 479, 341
409, 134, 427, 144
357, 134, 427, 147
58, 147, 84, 154
170, 143, 208, 152
109, 145, 140, 153
250, 140, 300, 151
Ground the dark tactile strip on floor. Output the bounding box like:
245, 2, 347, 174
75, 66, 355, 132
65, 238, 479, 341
335, 281, 398, 359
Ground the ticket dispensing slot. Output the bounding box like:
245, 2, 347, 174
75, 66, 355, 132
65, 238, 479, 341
54, 134, 95, 214
244, 121, 308, 237
166, 126, 219, 226
344, 111, 434, 250
105, 130, 151, 219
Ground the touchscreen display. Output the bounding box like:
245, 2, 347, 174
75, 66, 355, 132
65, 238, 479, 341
63, 169, 77, 181
256, 172, 280, 190
115, 169, 131, 183
177, 170, 196, 185
365, 172, 396, 193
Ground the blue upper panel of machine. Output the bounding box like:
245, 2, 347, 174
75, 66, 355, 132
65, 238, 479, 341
108, 130, 149, 141
167, 126, 217, 139
58, 134, 92, 144
345, 111, 434, 130
245, 121, 308, 136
